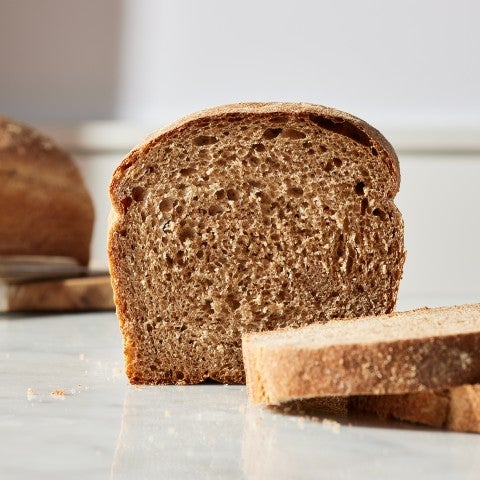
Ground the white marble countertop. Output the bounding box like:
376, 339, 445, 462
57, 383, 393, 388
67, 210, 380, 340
2, 299, 480, 479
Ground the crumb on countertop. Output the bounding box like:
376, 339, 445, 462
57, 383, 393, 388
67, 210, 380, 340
27, 387, 37, 400
51, 389, 66, 396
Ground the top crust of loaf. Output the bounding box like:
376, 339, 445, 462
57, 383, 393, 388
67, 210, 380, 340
243, 303, 480, 404
108, 102, 404, 385
0, 115, 94, 265
110, 102, 400, 206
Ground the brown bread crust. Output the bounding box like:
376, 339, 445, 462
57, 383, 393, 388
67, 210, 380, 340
109, 102, 404, 384
0, 116, 94, 265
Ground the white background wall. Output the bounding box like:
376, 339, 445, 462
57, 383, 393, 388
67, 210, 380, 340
1, 0, 480, 305
1, 0, 480, 129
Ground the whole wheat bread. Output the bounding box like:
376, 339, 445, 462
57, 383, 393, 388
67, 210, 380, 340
0, 116, 94, 265
351, 384, 480, 432
108, 102, 405, 384
243, 303, 480, 403
277, 384, 480, 433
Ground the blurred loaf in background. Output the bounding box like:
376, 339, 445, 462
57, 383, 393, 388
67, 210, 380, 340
0, 115, 94, 266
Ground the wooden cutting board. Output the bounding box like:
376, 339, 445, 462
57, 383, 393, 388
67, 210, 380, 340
0, 274, 115, 312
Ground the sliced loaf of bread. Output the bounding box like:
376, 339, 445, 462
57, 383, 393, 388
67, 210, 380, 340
108, 102, 404, 384
243, 303, 480, 403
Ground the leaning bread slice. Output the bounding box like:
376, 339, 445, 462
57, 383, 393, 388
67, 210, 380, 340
276, 384, 480, 433
243, 303, 480, 404
351, 384, 480, 432
108, 102, 404, 384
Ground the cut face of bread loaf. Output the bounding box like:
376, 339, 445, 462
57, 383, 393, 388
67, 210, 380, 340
108, 102, 405, 385
243, 303, 480, 403
0, 116, 94, 265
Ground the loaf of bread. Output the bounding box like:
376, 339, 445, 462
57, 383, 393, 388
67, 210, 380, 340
0, 116, 94, 265
108, 102, 405, 384
243, 303, 480, 404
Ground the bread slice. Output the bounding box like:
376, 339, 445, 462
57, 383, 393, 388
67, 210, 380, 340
0, 116, 94, 265
243, 303, 480, 403
276, 384, 480, 433
351, 384, 480, 432
108, 102, 405, 385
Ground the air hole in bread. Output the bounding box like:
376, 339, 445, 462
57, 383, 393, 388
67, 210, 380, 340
324, 162, 334, 172
193, 135, 218, 146
159, 197, 174, 212
372, 208, 386, 220
323, 205, 335, 215
176, 250, 184, 264
179, 167, 196, 176
215, 189, 226, 200
309, 114, 372, 148
226, 188, 239, 201
371, 146, 378, 156
226, 294, 241, 311
333, 157, 342, 168
246, 155, 260, 165
270, 115, 289, 123
355, 181, 365, 196
208, 204, 224, 216
121, 196, 132, 213
263, 128, 282, 140
346, 247, 355, 274
132, 186, 146, 202
119, 229, 127, 237
248, 179, 263, 189
146, 323, 153, 333
361, 198, 369, 215
120, 160, 133, 172
253, 143, 266, 152
175, 205, 184, 215
287, 186, 304, 197
282, 128, 306, 140
178, 227, 195, 242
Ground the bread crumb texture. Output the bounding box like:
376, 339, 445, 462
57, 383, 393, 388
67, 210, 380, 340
108, 102, 405, 384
